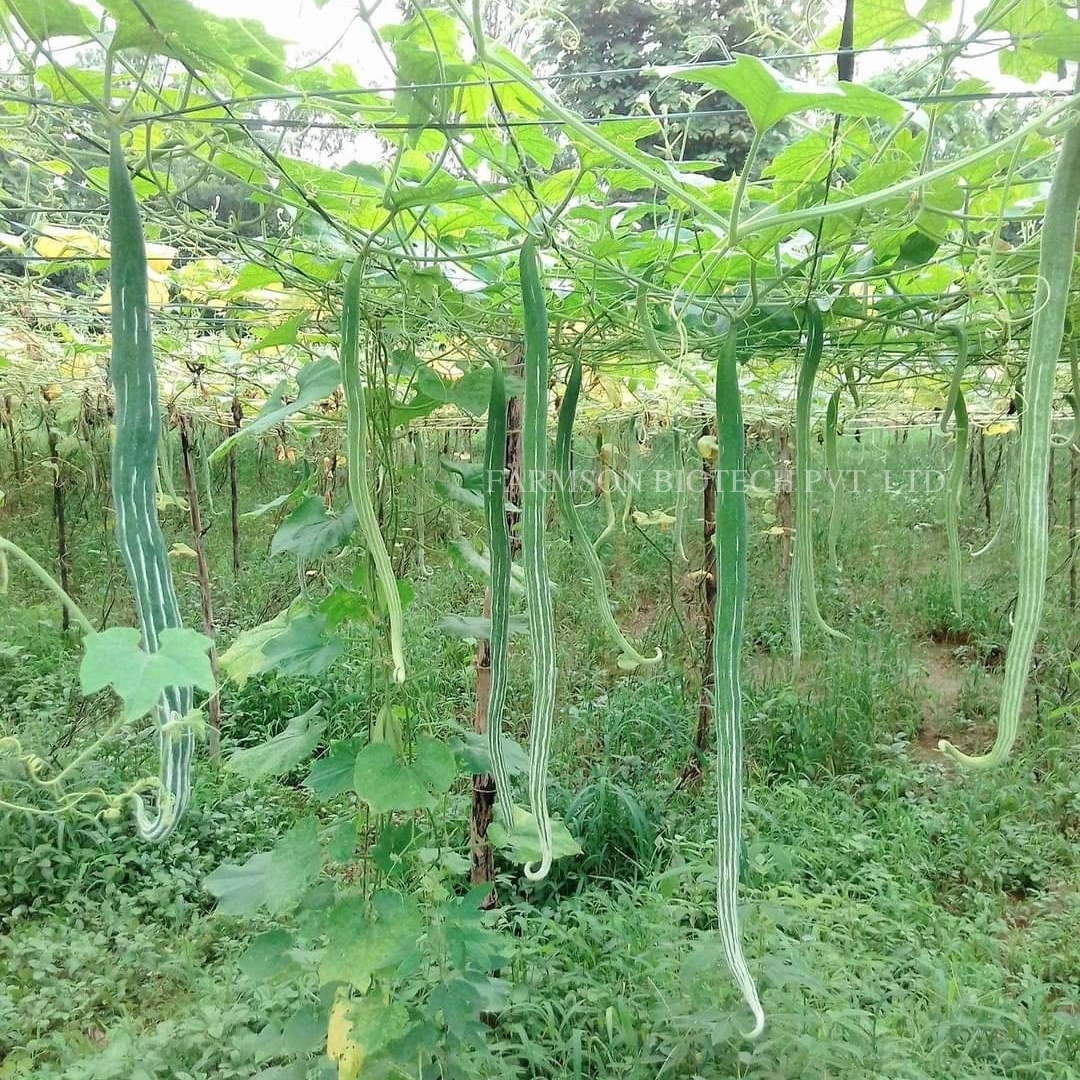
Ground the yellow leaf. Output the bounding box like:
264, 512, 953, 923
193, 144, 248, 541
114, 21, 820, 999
144, 243, 176, 272
327, 998, 364, 1080
147, 274, 170, 308
34, 225, 107, 260
631, 509, 676, 529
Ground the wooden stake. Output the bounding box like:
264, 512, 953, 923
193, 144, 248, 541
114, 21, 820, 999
978, 428, 992, 527
470, 589, 496, 895
180, 415, 221, 763
229, 397, 242, 577
46, 423, 71, 632
683, 422, 717, 785
777, 426, 793, 576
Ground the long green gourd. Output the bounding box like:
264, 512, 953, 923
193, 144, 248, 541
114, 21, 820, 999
555, 355, 662, 671
109, 133, 193, 842
938, 326, 969, 434
483, 360, 514, 824
940, 122, 1080, 767
790, 305, 848, 670
340, 261, 406, 684
713, 325, 765, 1038
519, 239, 557, 880
944, 389, 969, 617
825, 387, 843, 574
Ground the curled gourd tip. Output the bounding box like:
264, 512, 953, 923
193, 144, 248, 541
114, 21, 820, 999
523, 854, 552, 882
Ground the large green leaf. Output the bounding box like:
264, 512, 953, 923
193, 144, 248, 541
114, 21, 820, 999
303, 737, 363, 800
204, 817, 321, 917
225, 704, 325, 780
218, 607, 294, 686
488, 804, 582, 867
271, 497, 357, 559
237, 929, 299, 981
260, 612, 344, 677
210, 356, 340, 462
663, 55, 907, 132
264, 817, 321, 913
353, 737, 457, 813
4, 0, 92, 38
79, 627, 214, 721
203, 852, 273, 917
319, 890, 422, 990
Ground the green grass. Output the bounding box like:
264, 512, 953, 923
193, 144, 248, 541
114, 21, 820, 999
2, 428, 1079, 1078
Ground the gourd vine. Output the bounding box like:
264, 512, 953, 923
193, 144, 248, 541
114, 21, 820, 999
340, 260, 407, 685
713, 324, 765, 1039
940, 121, 1080, 767
555, 354, 662, 672
593, 441, 619, 551
108, 131, 194, 842
519, 238, 557, 881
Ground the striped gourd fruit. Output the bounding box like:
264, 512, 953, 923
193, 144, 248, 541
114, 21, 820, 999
945, 388, 969, 617
555, 354, 661, 671
340, 260, 406, 684
108, 133, 193, 842
940, 121, 1080, 766
519, 239, 557, 881
484, 360, 514, 824
939, 326, 969, 434
714, 326, 765, 1038
790, 304, 848, 670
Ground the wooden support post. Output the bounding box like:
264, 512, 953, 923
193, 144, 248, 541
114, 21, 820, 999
46, 423, 71, 632
978, 428, 992, 527
682, 422, 717, 787
180, 415, 222, 763
229, 397, 242, 577
776, 426, 793, 577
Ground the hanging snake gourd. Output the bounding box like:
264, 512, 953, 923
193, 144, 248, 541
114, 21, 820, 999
945, 389, 969, 617
790, 305, 848, 670
109, 133, 193, 842
340, 261, 406, 684
555, 355, 661, 671
940, 122, 1080, 767
484, 361, 514, 824
519, 239, 557, 880
714, 326, 765, 1038
939, 326, 969, 434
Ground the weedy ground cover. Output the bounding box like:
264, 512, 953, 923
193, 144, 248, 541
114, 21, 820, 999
1, 432, 1078, 1078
